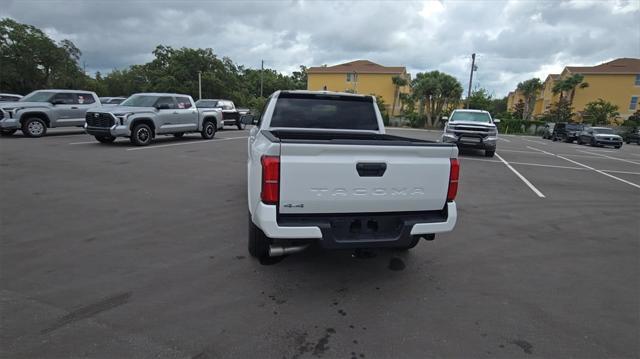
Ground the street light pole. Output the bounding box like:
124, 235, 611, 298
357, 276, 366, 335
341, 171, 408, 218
260, 60, 264, 98
466, 53, 476, 109
198, 71, 202, 100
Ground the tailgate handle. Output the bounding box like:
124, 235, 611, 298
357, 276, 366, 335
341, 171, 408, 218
356, 162, 387, 177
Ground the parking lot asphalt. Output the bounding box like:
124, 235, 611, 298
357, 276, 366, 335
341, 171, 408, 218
1, 127, 639, 358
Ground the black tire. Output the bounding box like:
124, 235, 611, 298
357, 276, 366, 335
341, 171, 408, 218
0, 129, 17, 136
22, 117, 47, 138
95, 135, 115, 144
173, 132, 184, 138
237, 121, 246, 130
485, 150, 495, 157
130, 123, 153, 146
614, 145, 621, 149
590, 138, 597, 147
248, 215, 270, 259
552, 135, 557, 142
577, 137, 583, 145
564, 137, 573, 143
201, 120, 216, 139
626, 139, 631, 144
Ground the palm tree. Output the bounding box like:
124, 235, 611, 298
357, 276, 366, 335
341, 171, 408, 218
391, 75, 409, 117
552, 74, 589, 103
516, 78, 543, 120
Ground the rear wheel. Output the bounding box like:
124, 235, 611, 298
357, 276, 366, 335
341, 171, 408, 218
201, 120, 216, 139
248, 215, 270, 259
95, 135, 115, 144
0, 129, 17, 136
485, 150, 495, 157
614, 145, 621, 149
577, 137, 583, 145
22, 117, 47, 138
130, 123, 152, 146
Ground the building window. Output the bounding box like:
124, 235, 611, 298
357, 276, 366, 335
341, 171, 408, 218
635, 74, 640, 86
630, 96, 639, 110
346, 73, 357, 82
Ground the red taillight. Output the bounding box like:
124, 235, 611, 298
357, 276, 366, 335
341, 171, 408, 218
261, 155, 280, 205
447, 158, 459, 202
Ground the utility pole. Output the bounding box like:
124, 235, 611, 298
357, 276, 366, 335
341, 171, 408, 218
260, 60, 264, 98
198, 71, 202, 100
466, 53, 476, 109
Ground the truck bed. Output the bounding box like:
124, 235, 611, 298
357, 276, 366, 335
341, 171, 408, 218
263, 130, 453, 147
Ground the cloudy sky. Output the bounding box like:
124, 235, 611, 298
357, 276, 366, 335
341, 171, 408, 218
2, 0, 639, 96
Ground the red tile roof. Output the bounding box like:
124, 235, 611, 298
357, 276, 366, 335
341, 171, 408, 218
307, 60, 406, 74
566, 58, 640, 74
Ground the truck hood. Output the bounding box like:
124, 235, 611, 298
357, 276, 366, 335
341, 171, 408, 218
448, 120, 496, 128
99, 106, 157, 114
595, 133, 621, 139
0, 101, 52, 109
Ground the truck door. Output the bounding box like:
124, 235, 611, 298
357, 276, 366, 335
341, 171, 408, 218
49, 92, 77, 127
71, 93, 97, 126
154, 96, 179, 134
174, 96, 198, 131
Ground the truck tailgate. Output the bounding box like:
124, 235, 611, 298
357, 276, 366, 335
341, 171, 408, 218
279, 142, 456, 214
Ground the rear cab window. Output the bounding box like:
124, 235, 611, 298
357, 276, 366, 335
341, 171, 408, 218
270, 93, 378, 131
176, 97, 192, 109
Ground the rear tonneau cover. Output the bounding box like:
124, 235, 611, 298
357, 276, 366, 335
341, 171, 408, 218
263, 130, 454, 147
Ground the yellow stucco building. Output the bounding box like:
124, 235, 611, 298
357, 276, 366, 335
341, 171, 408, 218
561, 58, 640, 121
307, 60, 410, 116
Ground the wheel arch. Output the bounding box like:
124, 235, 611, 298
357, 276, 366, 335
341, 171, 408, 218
129, 118, 156, 136
20, 112, 50, 127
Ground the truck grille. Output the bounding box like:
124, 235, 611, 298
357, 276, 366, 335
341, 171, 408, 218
86, 112, 115, 127
454, 126, 490, 133
0, 111, 4, 121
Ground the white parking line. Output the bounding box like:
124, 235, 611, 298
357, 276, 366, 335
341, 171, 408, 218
576, 149, 640, 165
494, 153, 546, 198
527, 146, 640, 190
126, 136, 247, 151
497, 137, 511, 143
69, 141, 98, 145
523, 138, 547, 146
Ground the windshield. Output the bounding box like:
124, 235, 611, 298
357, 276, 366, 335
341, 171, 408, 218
593, 128, 614, 134
107, 98, 125, 104
270, 93, 378, 130
450, 111, 492, 123
120, 95, 159, 107
195, 100, 219, 108
566, 124, 582, 130
20, 91, 54, 102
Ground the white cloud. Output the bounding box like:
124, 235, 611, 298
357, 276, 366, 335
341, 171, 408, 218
1, 0, 638, 97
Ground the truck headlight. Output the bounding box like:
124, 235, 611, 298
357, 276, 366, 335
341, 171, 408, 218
113, 112, 133, 125
488, 128, 497, 136
445, 125, 455, 134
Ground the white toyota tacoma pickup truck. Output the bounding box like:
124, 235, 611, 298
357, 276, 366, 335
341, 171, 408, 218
245, 91, 460, 260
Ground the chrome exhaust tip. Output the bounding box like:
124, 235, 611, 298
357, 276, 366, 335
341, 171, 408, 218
268, 244, 310, 257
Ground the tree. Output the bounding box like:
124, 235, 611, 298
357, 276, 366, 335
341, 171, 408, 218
467, 88, 492, 112
516, 78, 543, 120
583, 99, 619, 125
411, 71, 463, 128
372, 94, 389, 126
488, 96, 508, 118
391, 75, 408, 117
548, 98, 574, 122
512, 100, 525, 119
552, 74, 589, 103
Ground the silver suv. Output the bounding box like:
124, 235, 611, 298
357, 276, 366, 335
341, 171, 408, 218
0, 89, 101, 137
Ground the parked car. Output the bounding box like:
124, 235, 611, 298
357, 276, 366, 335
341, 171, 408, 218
195, 99, 248, 130
623, 128, 640, 145
85, 93, 223, 146
0, 89, 101, 137
441, 109, 499, 157
577, 127, 623, 148
541, 122, 555, 139
0, 93, 23, 102
551, 122, 584, 143
245, 90, 459, 260
99, 97, 127, 105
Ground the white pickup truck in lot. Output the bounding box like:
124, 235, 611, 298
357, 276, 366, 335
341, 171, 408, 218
245, 91, 459, 260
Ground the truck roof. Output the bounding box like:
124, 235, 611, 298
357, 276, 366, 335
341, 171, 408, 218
453, 109, 490, 114
32, 89, 95, 93
130, 92, 192, 97
278, 90, 370, 99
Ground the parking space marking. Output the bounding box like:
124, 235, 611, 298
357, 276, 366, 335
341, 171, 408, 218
576, 149, 640, 165
523, 138, 547, 146
464, 156, 585, 171
497, 137, 511, 142
527, 146, 640, 190
126, 136, 247, 151
69, 141, 97, 145
494, 153, 546, 198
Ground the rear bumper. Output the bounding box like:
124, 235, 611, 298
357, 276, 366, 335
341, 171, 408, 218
442, 134, 496, 150
85, 124, 130, 137
252, 202, 457, 249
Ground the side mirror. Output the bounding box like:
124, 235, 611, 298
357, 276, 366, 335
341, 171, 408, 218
442, 116, 448, 121
240, 114, 256, 125
156, 104, 171, 110
493, 119, 501, 124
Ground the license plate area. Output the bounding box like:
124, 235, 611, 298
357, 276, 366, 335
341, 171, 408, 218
330, 216, 403, 242
460, 136, 481, 143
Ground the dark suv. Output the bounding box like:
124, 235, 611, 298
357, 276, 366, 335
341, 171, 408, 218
552, 122, 584, 143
